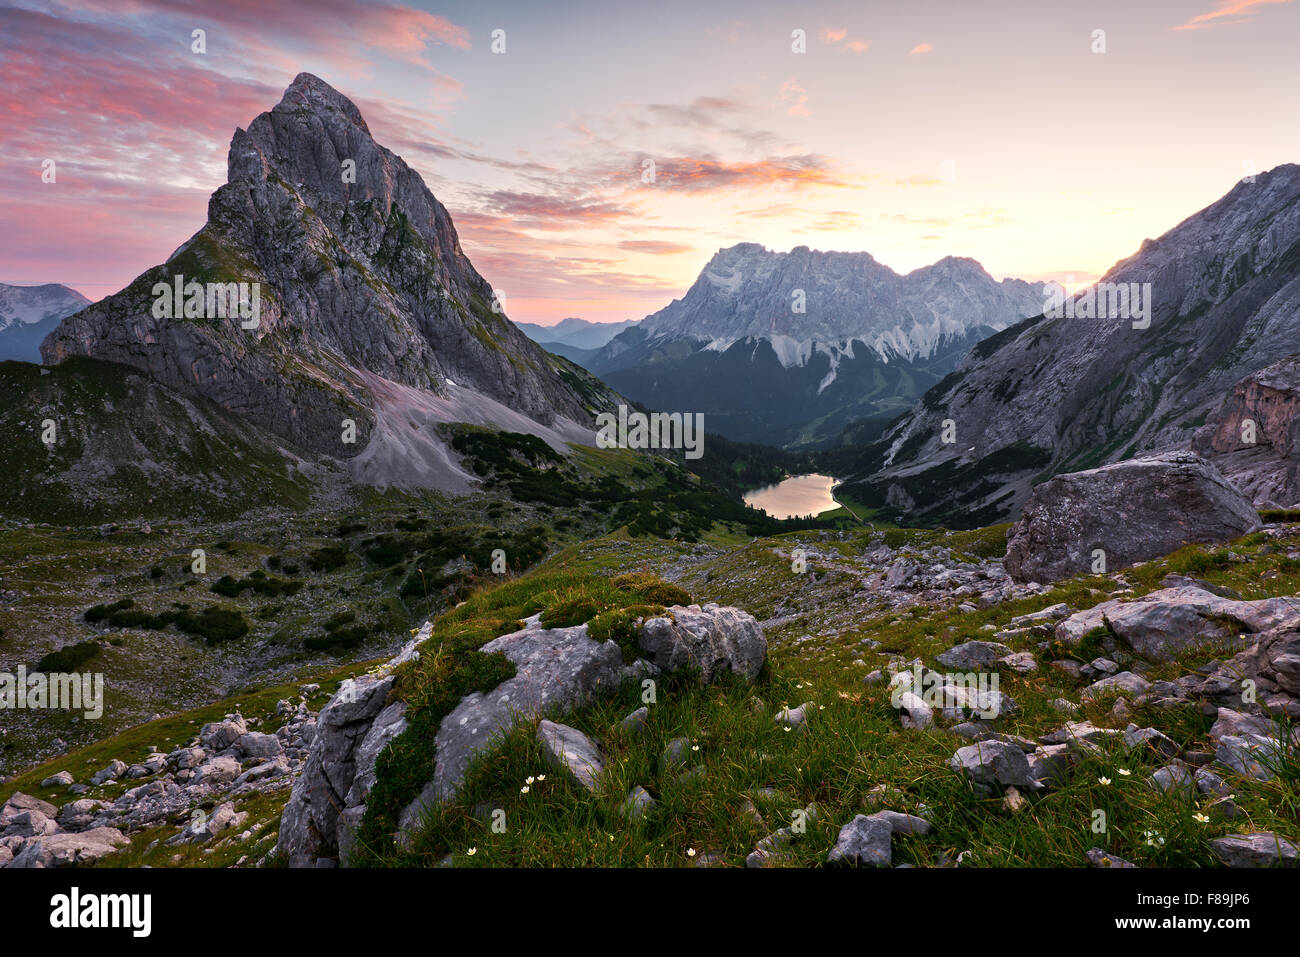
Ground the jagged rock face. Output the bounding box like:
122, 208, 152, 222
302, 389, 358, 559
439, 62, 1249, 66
1004, 452, 1260, 583
1193, 353, 1300, 507
849, 164, 1300, 525
41, 73, 604, 468
585, 245, 1044, 448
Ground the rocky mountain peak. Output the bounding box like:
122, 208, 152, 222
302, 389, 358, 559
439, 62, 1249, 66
42, 74, 615, 491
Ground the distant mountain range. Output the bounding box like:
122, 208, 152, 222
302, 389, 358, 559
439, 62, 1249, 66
578, 244, 1045, 448
515, 317, 635, 351
832, 163, 1300, 526
0, 283, 90, 361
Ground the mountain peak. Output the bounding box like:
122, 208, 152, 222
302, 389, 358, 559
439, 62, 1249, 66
277, 72, 370, 132
43, 75, 613, 490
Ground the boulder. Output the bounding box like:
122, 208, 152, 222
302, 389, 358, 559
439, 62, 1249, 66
621, 786, 655, 822
1055, 587, 1300, 662
7, 827, 128, 868
536, 720, 604, 791
1004, 452, 1260, 583
191, 755, 240, 788
1209, 832, 1298, 868
949, 741, 1040, 795
199, 717, 247, 752
827, 815, 892, 867
637, 603, 766, 682
1193, 352, 1300, 508
935, 641, 1013, 671
236, 731, 284, 761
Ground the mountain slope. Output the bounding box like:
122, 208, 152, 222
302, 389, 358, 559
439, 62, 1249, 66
0, 283, 90, 361
0, 357, 321, 521
585, 245, 1044, 448
41, 74, 615, 492
839, 164, 1300, 526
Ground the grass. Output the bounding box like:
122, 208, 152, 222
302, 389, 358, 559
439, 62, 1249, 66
346, 520, 1300, 867
12, 516, 1300, 869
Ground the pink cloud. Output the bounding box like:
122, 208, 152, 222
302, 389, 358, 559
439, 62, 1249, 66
910, 43, 934, 55
1174, 0, 1295, 30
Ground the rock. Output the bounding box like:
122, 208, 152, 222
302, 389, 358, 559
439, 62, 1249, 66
827, 815, 893, 867
949, 741, 1040, 795
236, 731, 284, 761
1148, 762, 1197, 797
1195, 768, 1229, 796
7, 827, 129, 868
1254, 628, 1300, 696
1209, 708, 1278, 743
935, 641, 1012, 671
660, 737, 693, 773
536, 721, 604, 791
1, 809, 57, 838
867, 810, 931, 836
1194, 353, 1300, 508
1082, 672, 1151, 701
774, 702, 814, 731
89, 760, 127, 786
1209, 832, 1299, 868
1040, 721, 1122, 746
637, 603, 766, 682
40, 771, 74, 789
999, 652, 1038, 673
617, 706, 649, 735
192, 755, 240, 788
621, 786, 655, 822
199, 717, 247, 752
343, 702, 407, 810
58, 799, 109, 832
0, 793, 57, 826
1081, 657, 1121, 680
1086, 847, 1137, 868
41, 73, 606, 473
1056, 587, 1300, 662
1215, 734, 1279, 781
166, 747, 205, 771
1004, 452, 1260, 583
1123, 727, 1181, 758
278, 644, 411, 868
896, 692, 933, 730
1049, 698, 1080, 715
1026, 745, 1072, 786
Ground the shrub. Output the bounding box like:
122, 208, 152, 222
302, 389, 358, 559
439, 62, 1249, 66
36, 640, 100, 672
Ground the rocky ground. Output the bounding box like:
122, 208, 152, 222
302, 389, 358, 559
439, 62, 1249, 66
5, 512, 1298, 868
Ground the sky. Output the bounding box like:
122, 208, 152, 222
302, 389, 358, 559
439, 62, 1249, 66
2, 0, 1298, 325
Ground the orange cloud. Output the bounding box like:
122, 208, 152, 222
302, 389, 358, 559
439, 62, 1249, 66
618, 240, 693, 255
821, 27, 869, 52
652, 155, 851, 191
1174, 0, 1294, 30
910, 43, 933, 55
